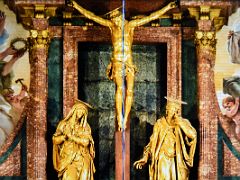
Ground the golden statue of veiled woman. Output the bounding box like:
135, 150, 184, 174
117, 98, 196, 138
70, 0, 177, 131
134, 97, 197, 180
52, 100, 95, 180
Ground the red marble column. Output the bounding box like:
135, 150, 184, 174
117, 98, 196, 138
195, 20, 218, 180
27, 18, 49, 179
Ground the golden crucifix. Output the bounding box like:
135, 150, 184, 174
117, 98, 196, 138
71, 0, 177, 131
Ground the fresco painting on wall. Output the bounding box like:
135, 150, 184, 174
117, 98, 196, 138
215, 8, 240, 143
0, 1, 29, 149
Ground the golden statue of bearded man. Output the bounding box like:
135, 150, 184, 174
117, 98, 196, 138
134, 97, 197, 180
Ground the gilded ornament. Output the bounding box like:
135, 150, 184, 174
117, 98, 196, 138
210, 8, 221, 21
188, 5, 223, 26
188, 7, 199, 21
196, 31, 203, 39
30, 30, 38, 38
207, 32, 213, 39
214, 17, 225, 31
29, 29, 49, 49
195, 31, 216, 52
200, 5, 210, 20
42, 30, 49, 38
63, 11, 73, 26
34, 4, 45, 18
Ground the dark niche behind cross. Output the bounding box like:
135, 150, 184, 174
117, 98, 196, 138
77, 42, 167, 180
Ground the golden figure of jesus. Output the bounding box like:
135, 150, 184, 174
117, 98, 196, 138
71, 1, 177, 131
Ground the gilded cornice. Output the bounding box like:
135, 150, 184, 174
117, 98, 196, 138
6, 0, 64, 30
188, 5, 225, 32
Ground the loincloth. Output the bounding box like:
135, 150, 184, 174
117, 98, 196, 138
106, 59, 137, 81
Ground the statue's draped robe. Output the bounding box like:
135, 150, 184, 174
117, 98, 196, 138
53, 121, 95, 180
144, 117, 196, 180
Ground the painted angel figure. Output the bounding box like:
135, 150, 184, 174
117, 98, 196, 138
227, 10, 240, 64
222, 96, 240, 140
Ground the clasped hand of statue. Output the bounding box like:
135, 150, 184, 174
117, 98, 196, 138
66, 132, 80, 143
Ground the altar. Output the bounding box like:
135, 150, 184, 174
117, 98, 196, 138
0, 0, 239, 179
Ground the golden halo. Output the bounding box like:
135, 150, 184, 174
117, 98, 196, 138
164, 96, 187, 105
75, 99, 94, 109
103, 6, 122, 19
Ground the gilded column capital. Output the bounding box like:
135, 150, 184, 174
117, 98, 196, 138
195, 31, 216, 52
29, 29, 50, 49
